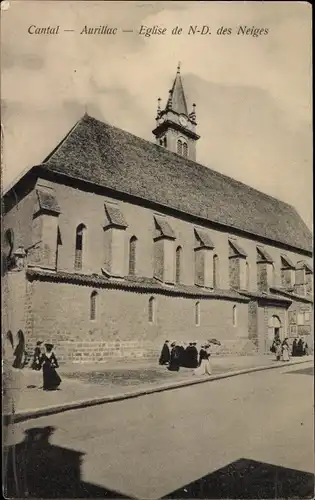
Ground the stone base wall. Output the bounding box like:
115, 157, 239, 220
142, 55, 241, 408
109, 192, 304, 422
24, 338, 260, 364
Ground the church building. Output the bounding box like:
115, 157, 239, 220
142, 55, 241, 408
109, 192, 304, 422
2, 65, 313, 362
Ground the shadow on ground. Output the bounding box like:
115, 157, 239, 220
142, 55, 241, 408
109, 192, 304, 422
285, 366, 314, 376
3, 426, 132, 498
4, 428, 314, 499
163, 458, 314, 499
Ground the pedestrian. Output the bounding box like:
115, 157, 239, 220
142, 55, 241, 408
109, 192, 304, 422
304, 342, 309, 355
297, 337, 304, 357
275, 341, 282, 361
185, 342, 199, 368
41, 344, 62, 391
178, 342, 186, 367
194, 344, 212, 376
12, 330, 26, 369
31, 341, 43, 371
281, 339, 290, 362
191, 343, 199, 368
167, 342, 181, 372
159, 340, 170, 365
292, 338, 298, 357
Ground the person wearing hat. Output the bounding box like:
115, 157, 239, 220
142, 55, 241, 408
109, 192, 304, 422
159, 340, 171, 365
191, 342, 199, 369
31, 341, 43, 371
177, 341, 186, 367
41, 343, 62, 391
184, 342, 199, 369
194, 343, 212, 376
167, 342, 181, 372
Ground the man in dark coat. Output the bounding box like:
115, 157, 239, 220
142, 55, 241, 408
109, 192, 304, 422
191, 342, 199, 368
185, 343, 199, 368
178, 342, 186, 367
168, 342, 181, 372
159, 340, 170, 365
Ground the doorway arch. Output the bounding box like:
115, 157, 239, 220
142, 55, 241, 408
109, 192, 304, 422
268, 315, 282, 346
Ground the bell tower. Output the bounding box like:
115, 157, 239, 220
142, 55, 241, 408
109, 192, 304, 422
152, 63, 200, 162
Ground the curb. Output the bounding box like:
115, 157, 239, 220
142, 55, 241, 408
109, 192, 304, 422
7, 358, 313, 423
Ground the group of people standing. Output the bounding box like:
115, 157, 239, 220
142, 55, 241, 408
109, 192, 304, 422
271, 336, 309, 362
292, 338, 309, 357
159, 340, 214, 376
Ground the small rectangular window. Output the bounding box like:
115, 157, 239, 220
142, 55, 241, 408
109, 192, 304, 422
297, 313, 304, 326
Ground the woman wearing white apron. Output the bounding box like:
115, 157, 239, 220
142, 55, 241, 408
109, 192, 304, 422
194, 344, 212, 376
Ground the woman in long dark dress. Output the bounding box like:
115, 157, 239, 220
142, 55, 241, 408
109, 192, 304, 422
168, 342, 181, 372
41, 344, 62, 391
191, 343, 199, 368
159, 340, 170, 365
297, 338, 304, 357
12, 330, 25, 369
31, 341, 43, 371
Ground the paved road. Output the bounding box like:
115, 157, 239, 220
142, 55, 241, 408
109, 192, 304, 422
5, 362, 314, 499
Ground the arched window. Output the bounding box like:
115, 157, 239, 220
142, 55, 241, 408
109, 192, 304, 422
160, 139, 163, 146
177, 139, 183, 155
182, 142, 188, 158
213, 254, 219, 288
129, 236, 137, 276
195, 301, 200, 326
233, 305, 237, 327
6, 330, 14, 349
246, 262, 250, 290
74, 224, 86, 271
175, 246, 182, 284
90, 291, 98, 320
148, 296, 155, 324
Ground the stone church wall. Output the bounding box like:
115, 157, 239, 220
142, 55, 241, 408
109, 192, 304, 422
24, 279, 255, 362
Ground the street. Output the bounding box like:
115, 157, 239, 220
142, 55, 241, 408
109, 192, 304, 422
5, 362, 314, 499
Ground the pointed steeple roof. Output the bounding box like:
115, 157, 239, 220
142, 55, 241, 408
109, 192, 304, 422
166, 62, 188, 115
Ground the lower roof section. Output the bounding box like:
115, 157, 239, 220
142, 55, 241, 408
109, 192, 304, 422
26, 268, 249, 302
238, 290, 292, 306
270, 287, 313, 304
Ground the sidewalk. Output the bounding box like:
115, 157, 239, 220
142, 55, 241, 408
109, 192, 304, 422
3, 355, 313, 422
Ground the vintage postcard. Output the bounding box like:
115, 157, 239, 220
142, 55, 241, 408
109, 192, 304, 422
1, 1, 313, 499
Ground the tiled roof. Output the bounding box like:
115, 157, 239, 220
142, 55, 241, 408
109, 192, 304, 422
26, 268, 249, 302
36, 189, 60, 214
281, 254, 295, 269
270, 287, 313, 304
104, 202, 128, 228
257, 245, 273, 263
296, 260, 313, 273
154, 215, 175, 239
228, 239, 247, 258
195, 228, 214, 249
30, 114, 312, 253
239, 290, 292, 304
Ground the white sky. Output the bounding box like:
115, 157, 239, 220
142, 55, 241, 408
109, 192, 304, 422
1, 1, 312, 229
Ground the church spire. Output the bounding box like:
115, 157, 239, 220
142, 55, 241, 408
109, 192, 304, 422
152, 64, 200, 162
165, 62, 188, 116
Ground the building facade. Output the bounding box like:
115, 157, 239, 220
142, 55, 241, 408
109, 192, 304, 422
2, 66, 313, 363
